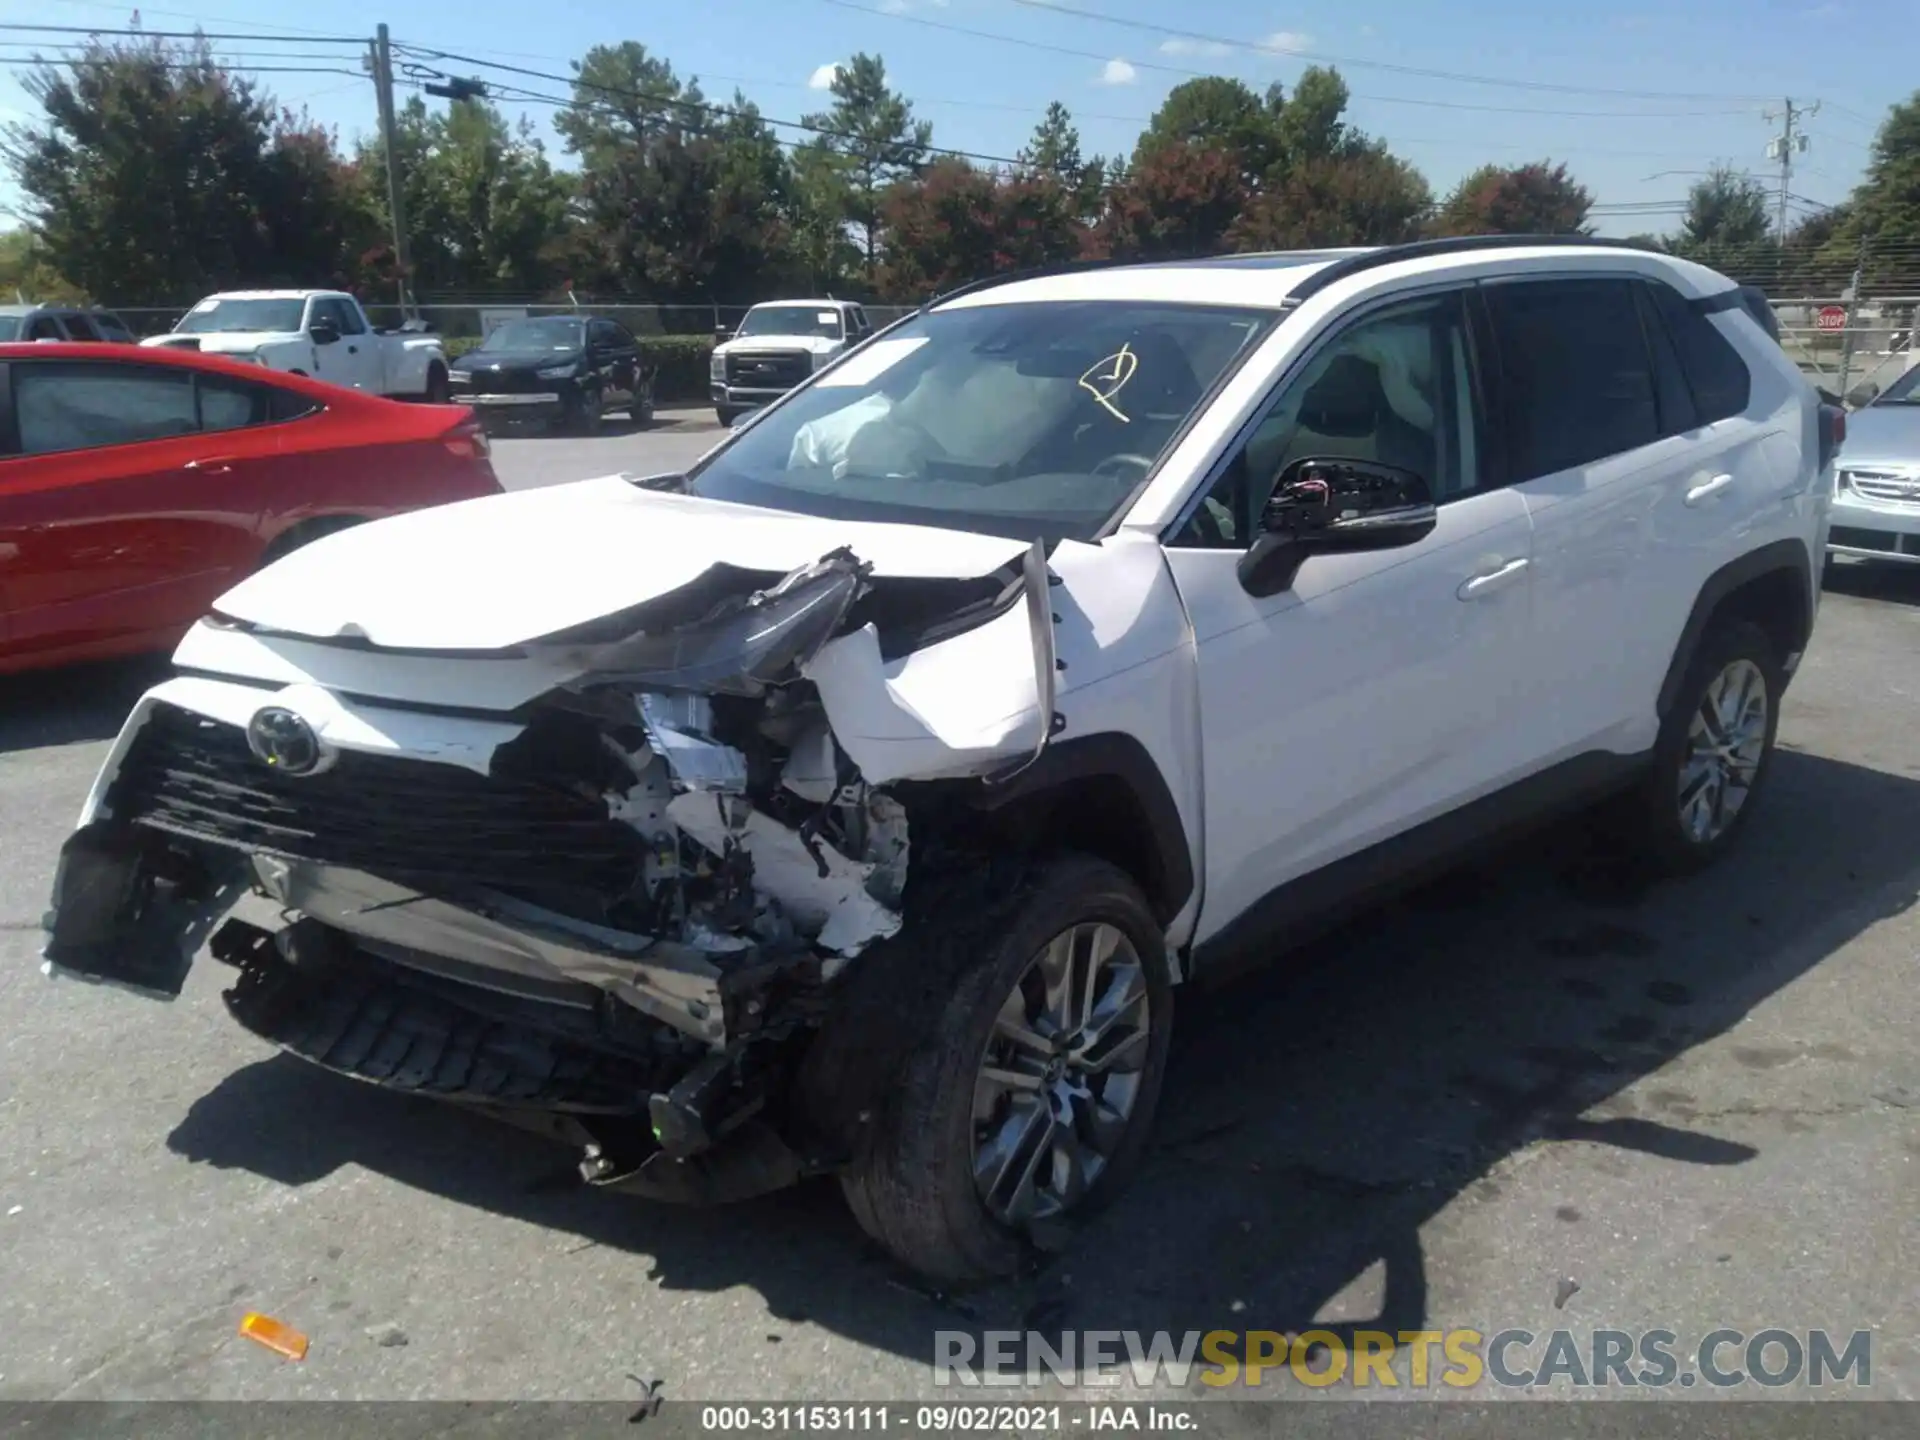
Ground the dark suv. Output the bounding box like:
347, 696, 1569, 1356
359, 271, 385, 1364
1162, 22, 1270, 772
0, 305, 137, 343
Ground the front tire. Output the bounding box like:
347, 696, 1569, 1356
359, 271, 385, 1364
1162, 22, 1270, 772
565, 388, 604, 435
1618, 618, 1782, 876
830, 854, 1173, 1283
423, 363, 450, 404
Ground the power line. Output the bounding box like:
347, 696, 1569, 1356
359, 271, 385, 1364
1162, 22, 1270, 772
1007, 0, 1782, 102
808, 0, 1760, 120
1763, 98, 1817, 242
0, 21, 365, 44
391, 41, 1034, 168
0, 58, 365, 77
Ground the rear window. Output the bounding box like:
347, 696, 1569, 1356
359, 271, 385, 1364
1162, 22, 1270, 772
1648, 283, 1752, 425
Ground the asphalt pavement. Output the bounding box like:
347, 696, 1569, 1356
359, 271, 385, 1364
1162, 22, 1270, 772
1, 416, 1917, 1407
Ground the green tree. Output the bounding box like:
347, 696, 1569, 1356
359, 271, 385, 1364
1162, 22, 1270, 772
1232, 147, 1430, 249
2, 35, 374, 301
0, 227, 84, 301
557, 42, 707, 167
1135, 77, 1280, 184
1678, 165, 1773, 250
1433, 161, 1593, 236
1272, 67, 1356, 172
1020, 101, 1107, 219
801, 53, 931, 274
359, 96, 569, 294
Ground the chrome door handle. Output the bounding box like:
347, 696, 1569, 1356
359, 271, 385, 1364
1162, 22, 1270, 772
1685, 473, 1734, 506
1457, 557, 1530, 601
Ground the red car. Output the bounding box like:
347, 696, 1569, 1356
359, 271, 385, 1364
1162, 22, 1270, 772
0, 342, 501, 675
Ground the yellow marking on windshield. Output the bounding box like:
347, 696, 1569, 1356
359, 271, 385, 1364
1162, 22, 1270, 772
1079, 344, 1138, 423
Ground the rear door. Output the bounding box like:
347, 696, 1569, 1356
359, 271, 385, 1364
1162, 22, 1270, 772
1483, 274, 1736, 758
0, 358, 287, 661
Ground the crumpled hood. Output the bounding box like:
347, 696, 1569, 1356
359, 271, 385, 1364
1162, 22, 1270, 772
212, 474, 1031, 652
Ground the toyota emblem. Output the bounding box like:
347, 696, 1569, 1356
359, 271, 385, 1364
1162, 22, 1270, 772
246, 707, 327, 776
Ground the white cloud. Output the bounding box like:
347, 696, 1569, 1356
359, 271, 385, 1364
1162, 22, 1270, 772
808, 62, 842, 90
1158, 37, 1233, 57
1358, 23, 1377, 37
1096, 57, 1139, 86
1259, 30, 1312, 53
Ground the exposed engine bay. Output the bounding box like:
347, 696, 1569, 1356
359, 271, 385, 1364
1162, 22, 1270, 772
42, 528, 1063, 1203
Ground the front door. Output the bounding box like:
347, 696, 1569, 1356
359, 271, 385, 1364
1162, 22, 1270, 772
1162, 288, 1539, 945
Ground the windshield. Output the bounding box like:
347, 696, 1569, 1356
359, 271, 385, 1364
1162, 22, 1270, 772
737, 306, 844, 340
0, 317, 19, 341
686, 300, 1274, 542
175, 298, 306, 334
1872, 367, 1920, 405
481, 317, 586, 352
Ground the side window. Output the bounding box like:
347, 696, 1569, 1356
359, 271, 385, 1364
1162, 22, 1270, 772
591, 320, 627, 350
1632, 284, 1698, 436
62, 312, 101, 342
14, 362, 197, 454
328, 298, 368, 336
1484, 279, 1658, 480
25, 315, 63, 341
1174, 291, 1480, 549
198, 375, 278, 433
1647, 282, 1752, 425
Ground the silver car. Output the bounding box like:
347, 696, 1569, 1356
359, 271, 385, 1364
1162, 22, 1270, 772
1830, 366, 1920, 566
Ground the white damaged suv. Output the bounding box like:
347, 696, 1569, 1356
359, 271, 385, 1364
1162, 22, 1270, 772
44, 238, 1839, 1283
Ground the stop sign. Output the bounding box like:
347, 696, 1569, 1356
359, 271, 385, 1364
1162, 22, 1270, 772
1816, 305, 1848, 332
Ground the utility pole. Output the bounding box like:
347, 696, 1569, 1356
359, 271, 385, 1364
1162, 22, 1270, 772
370, 23, 413, 318
1763, 97, 1818, 244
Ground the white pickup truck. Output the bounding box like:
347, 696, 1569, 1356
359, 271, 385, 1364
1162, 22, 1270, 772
143, 290, 451, 401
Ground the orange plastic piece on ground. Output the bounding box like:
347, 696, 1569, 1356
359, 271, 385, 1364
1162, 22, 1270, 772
238, 1312, 310, 1361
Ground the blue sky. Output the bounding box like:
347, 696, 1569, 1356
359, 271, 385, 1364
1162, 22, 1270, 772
0, 0, 1902, 240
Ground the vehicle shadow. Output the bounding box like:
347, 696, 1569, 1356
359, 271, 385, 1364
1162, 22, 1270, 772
1822, 557, 1920, 610
165, 745, 1920, 1372
0, 655, 169, 755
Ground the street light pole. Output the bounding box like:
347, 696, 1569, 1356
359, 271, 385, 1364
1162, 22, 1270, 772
371, 23, 413, 318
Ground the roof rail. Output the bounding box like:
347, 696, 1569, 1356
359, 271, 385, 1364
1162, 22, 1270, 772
1278, 233, 1666, 308
918, 255, 1146, 314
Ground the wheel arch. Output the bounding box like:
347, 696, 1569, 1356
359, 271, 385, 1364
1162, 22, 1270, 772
968, 731, 1195, 930
1657, 539, 1815, 721
258, 513, 367, 568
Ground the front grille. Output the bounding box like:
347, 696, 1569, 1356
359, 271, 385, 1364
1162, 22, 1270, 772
725, 349, 811, 390
110, 704, 645, 909
1842, 469, 1920, 506
466, 367, 547, 394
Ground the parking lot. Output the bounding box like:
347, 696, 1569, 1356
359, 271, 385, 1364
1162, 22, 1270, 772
1, 410, 1917, 1404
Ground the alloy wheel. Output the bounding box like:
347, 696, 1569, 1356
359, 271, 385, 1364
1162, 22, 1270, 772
1677, 657, 1769, 844
970, 921, 1151, 1227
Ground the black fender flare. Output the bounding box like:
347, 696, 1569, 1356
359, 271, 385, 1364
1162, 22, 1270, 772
971, 731, 1195, 925
1656, 538, 1815, 720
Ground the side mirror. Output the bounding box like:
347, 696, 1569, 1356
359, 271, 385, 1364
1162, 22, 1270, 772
309, 320, 341, 345
714, 325, 732, 342
1236, 457, 1438, 598
1845, 381, 1880, 409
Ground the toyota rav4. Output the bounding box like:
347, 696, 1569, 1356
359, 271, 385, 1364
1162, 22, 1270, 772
43, 237, 1841, 1283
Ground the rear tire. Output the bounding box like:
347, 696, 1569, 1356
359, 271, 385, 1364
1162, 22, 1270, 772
715, 404, 738, 427
1614, 618, 1782, 876
423, 363, 450, 405
821, 853, 1174, 1284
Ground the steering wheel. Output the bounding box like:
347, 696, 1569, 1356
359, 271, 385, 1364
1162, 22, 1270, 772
1091, 453, 1156, 482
